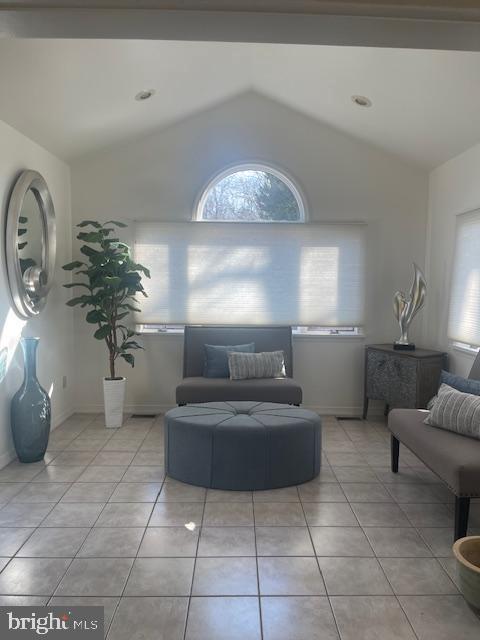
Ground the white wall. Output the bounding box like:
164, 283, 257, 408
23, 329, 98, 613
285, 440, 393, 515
71, 92, 428, 415
0, 118, 74, 467
424, 140, 480, 376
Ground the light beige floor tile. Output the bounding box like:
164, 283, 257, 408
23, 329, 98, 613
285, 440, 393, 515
77, 467, 127, 483
78, 527, 144, 557
351, 503, 411, 527
17, 527, 89, 557
341, 483, 392, 503
61, 483, 117, 503
198, 526, 255, 556
298, 483, 346, 502
150, 503, 204, 527
255, 526, 314, 556
12, 483, 71, 503
258, 557, 325, 595
95, 503, 152, 527
399, 595, 480, 640
261, 596, 339, 640
0, 527, 34, 555
192, 557, 258, 595
185, 597, 261, 640
319, 557, 392, 595
158, 482, 206, 502
206, 489, 252, 502
330, 596, 416, 640
0, 503, 53, 527
108, 596, 188, 640
124, 557, 194, 596
0, 557, 71, 595
109, 483, 161, 503
364, 527, 432, 557
253, 502, 306, 526
41, 503, 104, 528
303, 503, 357, 526
203, 502, 253, 526
310, 526, 373, 557
55, 558, 133, 596
253, 487, 299, 502
138, 527, 199, 557
379, 558, 457, 595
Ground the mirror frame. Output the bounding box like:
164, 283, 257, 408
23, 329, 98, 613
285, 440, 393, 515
5, 170, 56, 319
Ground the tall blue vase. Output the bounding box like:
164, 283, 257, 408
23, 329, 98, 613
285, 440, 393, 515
11, 337, 51, 463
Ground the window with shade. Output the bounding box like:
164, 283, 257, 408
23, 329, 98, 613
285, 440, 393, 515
448, 209, 480, 350
134, 221, 366, 329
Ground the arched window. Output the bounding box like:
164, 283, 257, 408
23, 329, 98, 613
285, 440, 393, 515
195, 164, 305, 222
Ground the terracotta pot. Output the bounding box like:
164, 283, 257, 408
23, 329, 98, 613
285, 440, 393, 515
453, 535, 480, 610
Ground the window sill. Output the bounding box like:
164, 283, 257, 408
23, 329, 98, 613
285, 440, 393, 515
451, 342, 479, 356
137, 328, 365, 340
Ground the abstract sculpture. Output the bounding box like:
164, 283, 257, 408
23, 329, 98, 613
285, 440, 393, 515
393, 263, 427, 350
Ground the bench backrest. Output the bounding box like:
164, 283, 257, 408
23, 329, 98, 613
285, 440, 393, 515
469, 351, 480, 381
183, 326, 294, 378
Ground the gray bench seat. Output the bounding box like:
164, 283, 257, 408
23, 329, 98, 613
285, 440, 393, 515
389, 408, 480, 498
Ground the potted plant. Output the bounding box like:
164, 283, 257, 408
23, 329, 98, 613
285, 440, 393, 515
62, 220, 150, 428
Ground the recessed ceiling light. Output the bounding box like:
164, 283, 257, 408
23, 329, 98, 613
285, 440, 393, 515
351, 95, 372, 108
135, 89, 155, 102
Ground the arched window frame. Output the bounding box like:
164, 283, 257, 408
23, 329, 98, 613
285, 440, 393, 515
194, 162, 307, 223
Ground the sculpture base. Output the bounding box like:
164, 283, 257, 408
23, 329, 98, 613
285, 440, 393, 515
393, 343, 416, 351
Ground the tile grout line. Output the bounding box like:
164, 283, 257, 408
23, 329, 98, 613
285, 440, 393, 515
181, 482, 207, 640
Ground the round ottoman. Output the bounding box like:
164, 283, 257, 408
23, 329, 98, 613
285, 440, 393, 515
164, 401, 321, 490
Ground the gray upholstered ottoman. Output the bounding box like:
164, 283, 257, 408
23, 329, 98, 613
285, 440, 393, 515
164, 401, 321, 490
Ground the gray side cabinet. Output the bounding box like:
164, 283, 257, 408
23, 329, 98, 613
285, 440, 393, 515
363, 344, 447, 418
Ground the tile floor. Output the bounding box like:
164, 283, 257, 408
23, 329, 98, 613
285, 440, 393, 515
0, 413, 478, 639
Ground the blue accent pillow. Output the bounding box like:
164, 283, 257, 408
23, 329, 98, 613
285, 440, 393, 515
203, 343, 255, 378
439, 370, 480, 396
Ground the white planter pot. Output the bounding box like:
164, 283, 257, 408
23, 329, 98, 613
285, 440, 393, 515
103, 377, 126, 428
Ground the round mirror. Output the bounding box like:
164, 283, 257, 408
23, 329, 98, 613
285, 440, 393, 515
5, 170, 56, 319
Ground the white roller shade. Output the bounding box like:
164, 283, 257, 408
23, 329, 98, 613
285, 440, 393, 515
448, 209, 480, 346
134, 222, 366, 326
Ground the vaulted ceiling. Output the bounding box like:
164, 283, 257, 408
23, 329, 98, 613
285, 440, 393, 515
0, 39, 479, 168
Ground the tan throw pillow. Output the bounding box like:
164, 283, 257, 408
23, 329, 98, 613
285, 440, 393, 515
228, 351, 286, 380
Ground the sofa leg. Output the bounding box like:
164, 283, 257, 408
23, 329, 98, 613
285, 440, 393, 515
454, 496, 470, 541
391, 435, 399, 473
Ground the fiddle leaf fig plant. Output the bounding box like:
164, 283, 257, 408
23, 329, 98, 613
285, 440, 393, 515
62, 220, 150, 379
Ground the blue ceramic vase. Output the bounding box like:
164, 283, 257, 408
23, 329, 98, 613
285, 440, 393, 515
11, 337, 51, 463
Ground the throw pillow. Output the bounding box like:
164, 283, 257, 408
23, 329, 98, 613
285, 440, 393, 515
203, 343, 255, 378
425, 383, 480, 440
439, 369, 480, 395
228, 350, 286, 380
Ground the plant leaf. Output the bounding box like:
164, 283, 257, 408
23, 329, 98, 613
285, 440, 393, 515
63, 261, 85, 270
86, 309, 107, 324
94, 325, 111, 340
105, 220, 128, 228
77, 220, 102, 228
120, 353, 135, 367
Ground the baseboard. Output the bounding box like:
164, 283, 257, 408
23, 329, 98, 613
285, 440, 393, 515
51, 407, 75, 430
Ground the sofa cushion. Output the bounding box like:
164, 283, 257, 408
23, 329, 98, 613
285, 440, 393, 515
204, 342, 255, 378
388, 408, 480, 496
176, 376, 302, 405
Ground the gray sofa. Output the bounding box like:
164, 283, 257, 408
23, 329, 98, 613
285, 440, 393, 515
388, 351, 480, 541
175, 325, 303, 405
